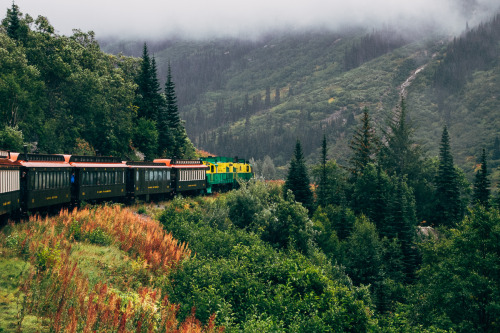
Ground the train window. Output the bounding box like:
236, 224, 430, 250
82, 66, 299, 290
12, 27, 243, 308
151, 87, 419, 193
83, 171, 87, 186
145, 170, 150, 182
136, 170, 139, 182
167, 170, 171, 181
158, 170, 163, 181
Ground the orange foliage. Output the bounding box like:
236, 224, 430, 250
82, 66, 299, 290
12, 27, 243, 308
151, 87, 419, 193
30, 205, 191, 273
10, 205, 222, 332
195, 149, 215, 158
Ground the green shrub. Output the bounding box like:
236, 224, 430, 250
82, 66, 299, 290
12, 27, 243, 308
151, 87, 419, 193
86, 227, 112, 246
35, 245, 61, 271
68, 219, 83, 241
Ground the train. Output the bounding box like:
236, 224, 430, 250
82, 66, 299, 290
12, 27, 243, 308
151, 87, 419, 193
0, 149, 252, 220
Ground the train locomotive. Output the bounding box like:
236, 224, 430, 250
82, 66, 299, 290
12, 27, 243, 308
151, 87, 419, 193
201, 156, 252, 193
0, 150, 252, 220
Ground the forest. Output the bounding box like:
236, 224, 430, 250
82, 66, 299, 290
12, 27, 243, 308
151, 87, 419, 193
0, 4, 194, 160
1, 106, 499, 331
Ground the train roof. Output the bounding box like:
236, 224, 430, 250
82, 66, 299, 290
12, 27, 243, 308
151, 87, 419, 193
201, 156, 248, 164
68, 155, 122, 163
154, 158, 208, 169
2, 152, 71, 168
125, 161, 170, 169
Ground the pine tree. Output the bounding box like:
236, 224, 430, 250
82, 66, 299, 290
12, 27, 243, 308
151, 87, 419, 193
317, 134, 328, 208
472, 148, 490, 207
163, 62, 189, 158
275, 87, 280, 105
434, 126, 462, 227
385, 176, 417, 282
6, 3, 21, 41
136, 43, 153, 120
135, 44, 165, 122
284, 140, 314, 213
380, 98, 421, 178
493, 136, 500, 160
349, 107, 379, 178
265, 86, 271, 108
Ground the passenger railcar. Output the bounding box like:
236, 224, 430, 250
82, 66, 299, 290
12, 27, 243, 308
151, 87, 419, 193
154, 159, 208, 193
14, 152, 72, 211
67, 155, 127, 202
126, 161, 173, 201
0, 151, 20, 218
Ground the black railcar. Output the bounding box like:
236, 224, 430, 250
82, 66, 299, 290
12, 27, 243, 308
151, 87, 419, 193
16, 153, 72, 211
126, 161, 173, 201
68, 155, 127, 202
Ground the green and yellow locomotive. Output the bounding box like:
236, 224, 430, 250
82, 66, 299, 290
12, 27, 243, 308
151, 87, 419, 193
201, 156, 252, 193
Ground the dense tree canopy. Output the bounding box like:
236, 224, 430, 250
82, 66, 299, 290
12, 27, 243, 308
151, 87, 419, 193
0, 7, 192, 159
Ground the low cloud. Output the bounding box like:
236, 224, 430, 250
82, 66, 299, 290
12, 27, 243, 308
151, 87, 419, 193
8, 0, 500, 39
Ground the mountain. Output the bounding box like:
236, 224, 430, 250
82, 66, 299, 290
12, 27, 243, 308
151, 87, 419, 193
100, 13, 500, 180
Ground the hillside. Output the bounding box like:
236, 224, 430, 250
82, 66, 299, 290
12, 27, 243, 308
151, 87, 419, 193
101, 14, 500, 180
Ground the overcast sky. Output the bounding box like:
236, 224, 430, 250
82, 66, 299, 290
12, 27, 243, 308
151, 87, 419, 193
3, 0, 499, 39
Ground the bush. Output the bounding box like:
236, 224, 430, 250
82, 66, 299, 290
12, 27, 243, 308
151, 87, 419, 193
86, 227, 112, 246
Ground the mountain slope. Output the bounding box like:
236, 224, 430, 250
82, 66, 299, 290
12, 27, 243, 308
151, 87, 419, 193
101, 15, 500, 179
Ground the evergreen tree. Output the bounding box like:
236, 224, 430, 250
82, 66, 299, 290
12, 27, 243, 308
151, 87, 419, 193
164, 62, 190, 158
149, 56, 165, 122
349, 107, 379, 178
317, 134, 328, 208
6, 3, 20, 41
265, 86, 271, 108
472, 148, 490, 207
385, 176, 418, 282
274, 87, 280, 105
284, 139, 313, 213
380, 98, 421, 178
135, 43, 153, 120
492, 136, 500, 160
345, 216, 383, 286
434, 126, 462, 227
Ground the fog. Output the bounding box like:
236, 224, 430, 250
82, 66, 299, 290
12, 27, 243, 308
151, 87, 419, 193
5, 0, 500, 39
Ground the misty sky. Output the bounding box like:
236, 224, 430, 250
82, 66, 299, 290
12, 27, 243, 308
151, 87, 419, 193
3, 0, 500, 39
